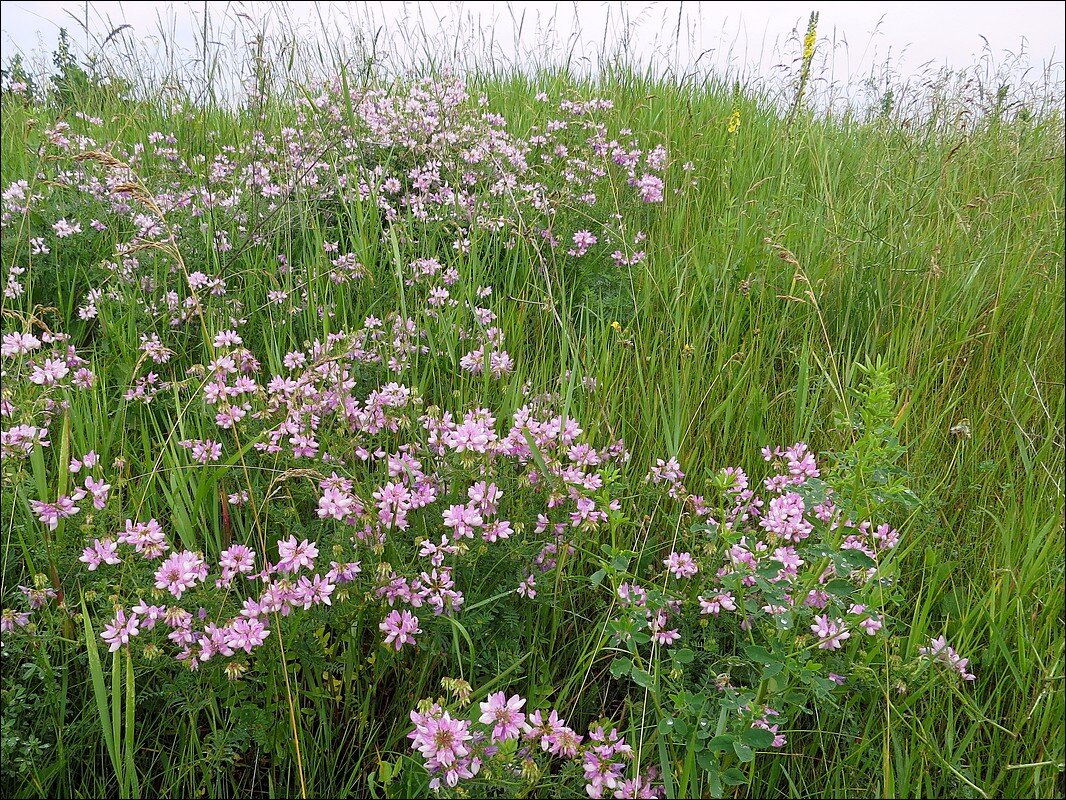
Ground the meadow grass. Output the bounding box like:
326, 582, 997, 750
0, 19, 1063, 799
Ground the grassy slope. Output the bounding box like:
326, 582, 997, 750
1, 68, 1063, 797
492, 72, 1066, 797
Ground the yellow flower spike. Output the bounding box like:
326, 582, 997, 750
803, 12, 819, 63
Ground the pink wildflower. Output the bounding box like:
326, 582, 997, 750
101, 608, 140, 652
810, 615, 851, 650
380, 609, 421, 650
79, 538, 121, 570
663, 551, 698, 579
478, 691, 529, 742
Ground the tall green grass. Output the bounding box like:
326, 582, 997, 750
1, 18, 1063, 799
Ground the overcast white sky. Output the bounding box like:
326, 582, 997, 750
1, 1, 1063, 91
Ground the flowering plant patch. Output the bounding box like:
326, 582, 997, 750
0, 71, 979, 799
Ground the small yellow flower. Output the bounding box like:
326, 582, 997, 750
728, 110, 741, 134
610, 320, 622, 332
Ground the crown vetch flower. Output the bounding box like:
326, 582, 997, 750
478, 691, 529, 742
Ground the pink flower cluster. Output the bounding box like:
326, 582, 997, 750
408, 693, 662, 797
93, 532, 362, 661
558, 440, 911, 759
